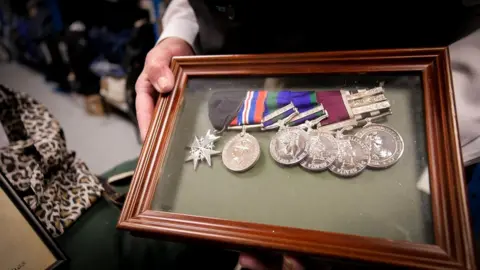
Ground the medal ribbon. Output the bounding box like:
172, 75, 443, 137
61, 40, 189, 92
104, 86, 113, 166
230, 90, 268, 126
265, 91, 290, 115
265, 91, 317, 114
290, 91, 318, 113
288, 105, 326, 126
262, 102, 297, 127
231, 90, 323, 127
315, 90, 351, 126
263, 90, 318, 127
285, 91, 323, 126
224, 88, 389, 130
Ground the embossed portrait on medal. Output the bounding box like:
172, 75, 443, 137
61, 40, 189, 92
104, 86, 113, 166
231, 137, 252, 162
270, 128, 309, 165
365, 132, 393, 160
355, 124, 404, 169
222, 133, 261, 172
309, 136, 327, 160
279, 131, 302, 158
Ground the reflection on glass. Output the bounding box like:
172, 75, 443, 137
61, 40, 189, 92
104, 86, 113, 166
153, 74, 433, 244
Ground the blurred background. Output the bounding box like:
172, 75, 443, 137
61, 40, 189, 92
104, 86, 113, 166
0, 0, 166, 174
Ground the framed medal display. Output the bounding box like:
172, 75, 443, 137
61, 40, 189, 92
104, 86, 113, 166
118, 48, 475, 269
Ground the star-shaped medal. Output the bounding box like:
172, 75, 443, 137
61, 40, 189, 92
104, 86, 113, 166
185, 130, 221, 170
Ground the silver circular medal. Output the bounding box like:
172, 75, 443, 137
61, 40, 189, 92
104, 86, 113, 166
222, 133, 260, 172
300, 131, 339, 171
328, 135, 370, 177
355, 124, 404, 169
269, 127, 309, 165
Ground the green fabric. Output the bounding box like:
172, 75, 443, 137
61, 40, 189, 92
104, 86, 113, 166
101, 158, 138, 196
57, 158, 237, 270
266, 91, 279, 111
309, 91, 316, 104
102, 158, 137, 179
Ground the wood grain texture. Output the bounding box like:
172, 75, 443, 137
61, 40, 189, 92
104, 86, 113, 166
117, 48, 475, 269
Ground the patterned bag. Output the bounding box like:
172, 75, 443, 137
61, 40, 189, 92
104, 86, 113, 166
0, 85, 103, 237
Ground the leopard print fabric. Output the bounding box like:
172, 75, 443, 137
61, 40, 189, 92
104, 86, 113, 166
0, 85, 103, 237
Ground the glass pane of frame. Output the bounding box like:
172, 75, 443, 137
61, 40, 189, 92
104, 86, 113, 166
152, 73, 433, 244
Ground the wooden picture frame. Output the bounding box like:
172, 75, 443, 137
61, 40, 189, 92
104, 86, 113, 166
0, 171, 67, 270
118, 48, 475, 269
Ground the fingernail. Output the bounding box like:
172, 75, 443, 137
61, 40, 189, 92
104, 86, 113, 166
157, 77, 167, 90
153, 82, 162, 91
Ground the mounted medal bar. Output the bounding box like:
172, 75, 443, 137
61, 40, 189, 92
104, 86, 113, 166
182, 86, 403, 176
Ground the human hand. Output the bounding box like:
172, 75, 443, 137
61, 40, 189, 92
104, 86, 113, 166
237, 253, 304, 270
135, 37, 194, 140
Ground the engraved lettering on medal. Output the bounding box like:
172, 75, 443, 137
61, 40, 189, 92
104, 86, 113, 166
262, 102, 295, 122
328, 135, 370, 177
290, 105, 324, 123
346, 87, 384, 101
318, 118, 358, 132
349, 94, 387, 108
352, 100, 391, 115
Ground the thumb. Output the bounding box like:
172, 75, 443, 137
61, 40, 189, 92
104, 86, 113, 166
144, 49, 176, 93
151, 65, 175, 94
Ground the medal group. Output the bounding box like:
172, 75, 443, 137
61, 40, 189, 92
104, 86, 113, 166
186, 86, 405, 177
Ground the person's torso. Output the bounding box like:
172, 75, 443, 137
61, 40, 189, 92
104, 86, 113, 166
188, 0, 467, 54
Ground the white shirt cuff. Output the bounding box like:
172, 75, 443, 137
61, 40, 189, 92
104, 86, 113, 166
157, 18, 198, 49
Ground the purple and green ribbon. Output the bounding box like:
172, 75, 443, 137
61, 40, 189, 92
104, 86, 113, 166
229, 90, 322, 127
